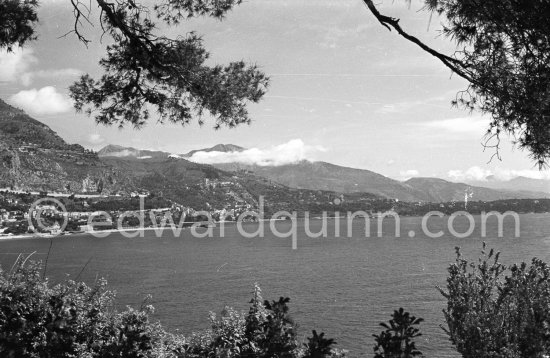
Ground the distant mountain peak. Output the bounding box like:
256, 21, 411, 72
210, 144, 244, 152
97, 143, 245, 160
98, 144, 135, 153
183, 144, 244, 158
97, 145, 170, 159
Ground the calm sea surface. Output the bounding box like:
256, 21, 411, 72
1, 213, 549, 357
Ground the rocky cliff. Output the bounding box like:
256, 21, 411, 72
0, 99, 132, 194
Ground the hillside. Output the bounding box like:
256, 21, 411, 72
467, 176, 550, 194
97, 141, 550, 203
0, 99, 131, 194
404, 177, 549, 202
0, 102, 380, 209
6, 100, 545, 206
212, 161, 550, 202
214, 161, 432, 202
101, 156, 379, 211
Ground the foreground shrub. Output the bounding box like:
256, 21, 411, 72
372, 308, 423, 358
0, 258, 344, 358
303, 330, 336, 358
1, 255, 451, 357
184, 286, 304, 357
0, 257, 178, 358
439, 243, 550, 358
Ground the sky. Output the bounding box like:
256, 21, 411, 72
0, 0, 549, 182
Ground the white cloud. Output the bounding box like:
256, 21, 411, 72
448, 166, 550, 182
0, 48, 36, 82
21, 68, 83, 86
318, 24, 373, 49
9, 87, 73, 115
400, 169, 420, 179
376, 94, 450, 115
0, 48, 80, 86
448, 166, 492, 182
417, 117, 490, 134
187, 139, 326, 166
107, 149, 139, 157
88, 134, 105, 145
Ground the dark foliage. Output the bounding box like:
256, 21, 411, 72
439, 243, 550, 357
0, 258, 173, 358
372, 308, 423, 358
260, 297, 299, 357
0, 0, 38, 51
67, 0, 268, 129
364, 0, 550, 167
303, 330, 336, 358
0, 263, 343, 358
0, 1, 268, 129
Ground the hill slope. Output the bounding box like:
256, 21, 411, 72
404, 177, 549, 202
0, 99, 131, 194
0, 103, 380, 209
99, 141, 550, 203
467, 176, 550, 194
100, 156, 380, 210
213, 161, 550, 202
213, 161, 427, 201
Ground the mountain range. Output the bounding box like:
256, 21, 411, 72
0, 99, 377, 210
212, 161, 550, 202
466, 176, 550, 194
1, 97, 548, 204
97, 143, 550, 202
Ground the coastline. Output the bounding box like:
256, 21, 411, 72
0, 226, 189, 241
0, 218, 285, 241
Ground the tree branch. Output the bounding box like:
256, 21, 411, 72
362, 0, 474, 83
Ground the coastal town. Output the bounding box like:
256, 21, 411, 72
2, 185, 549, 238
0, 178, 259, 236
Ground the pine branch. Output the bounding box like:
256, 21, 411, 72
362, 0, 474, 83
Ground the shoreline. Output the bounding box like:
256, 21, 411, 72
2, 212, 548, 241
0, 226, 190, 241
0, 219, 284, 240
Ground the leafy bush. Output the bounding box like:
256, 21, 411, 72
183, 286, 301, 358
303, 330, 336, 358
4, 255, 465, 358
0, 257, 178, 358
372, 308, 423, 358
0, 260, 345, 358
439, 243, 550, 358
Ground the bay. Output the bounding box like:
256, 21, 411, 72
0, 213, 549, 357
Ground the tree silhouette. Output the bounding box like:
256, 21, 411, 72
303, 330, 336, 358
0, 0, 38, 51
363, 0, 550, 167
373, 308, 424, 358
0, 0, 268, 129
